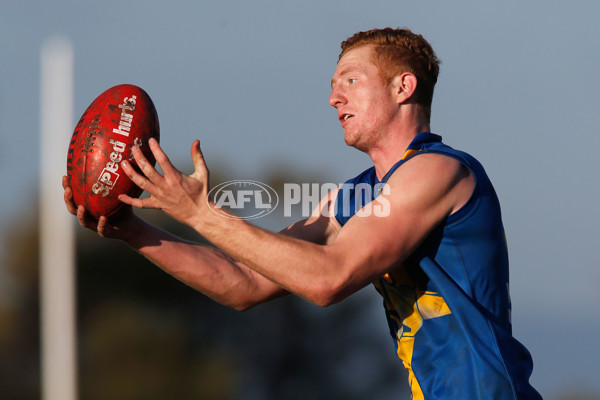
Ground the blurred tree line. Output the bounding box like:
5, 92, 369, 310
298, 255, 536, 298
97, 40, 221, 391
0, 168, 410, 400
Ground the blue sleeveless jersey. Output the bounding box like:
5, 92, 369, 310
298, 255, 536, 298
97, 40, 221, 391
334, 132, 541, 399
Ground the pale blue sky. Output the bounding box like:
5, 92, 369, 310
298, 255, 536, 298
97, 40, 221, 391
1, 1, 599, 398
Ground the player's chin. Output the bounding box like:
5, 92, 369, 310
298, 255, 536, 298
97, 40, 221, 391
343, 130, 357, 146
344, 133, 367, 152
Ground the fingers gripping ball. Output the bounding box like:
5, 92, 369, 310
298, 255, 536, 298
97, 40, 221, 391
66, 84, 160, 219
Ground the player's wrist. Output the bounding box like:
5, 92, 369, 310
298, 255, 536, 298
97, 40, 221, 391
187, 198, 213, 234
115, 214, 149, 246
188, 197, 225, 240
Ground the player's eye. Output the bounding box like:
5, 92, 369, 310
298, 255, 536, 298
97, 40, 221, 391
348, 78, 357, 84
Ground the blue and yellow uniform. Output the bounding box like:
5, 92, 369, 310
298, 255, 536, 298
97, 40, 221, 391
334, 132, 541, 399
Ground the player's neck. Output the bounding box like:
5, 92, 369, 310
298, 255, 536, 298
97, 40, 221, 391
369, 121, 430, 180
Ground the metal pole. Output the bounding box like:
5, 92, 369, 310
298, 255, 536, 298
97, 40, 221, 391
40, 36, 77, 400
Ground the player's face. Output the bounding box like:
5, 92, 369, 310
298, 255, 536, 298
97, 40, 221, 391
329, 45, 399, 151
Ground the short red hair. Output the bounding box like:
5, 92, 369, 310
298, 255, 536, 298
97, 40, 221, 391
339, 28, 440, 122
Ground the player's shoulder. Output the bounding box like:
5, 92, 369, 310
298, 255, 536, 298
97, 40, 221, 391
393, 151, 469, 184
385, 151, 475, 214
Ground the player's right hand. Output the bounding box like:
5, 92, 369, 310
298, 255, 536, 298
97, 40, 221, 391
62, 175, 139, 240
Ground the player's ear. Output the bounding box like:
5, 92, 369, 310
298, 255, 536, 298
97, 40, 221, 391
391, 72, 418, 104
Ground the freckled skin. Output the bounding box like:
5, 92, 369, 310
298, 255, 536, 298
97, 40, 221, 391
329, 45, 400, 153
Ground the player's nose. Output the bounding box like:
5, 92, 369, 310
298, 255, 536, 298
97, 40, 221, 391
328, 86, 345, 108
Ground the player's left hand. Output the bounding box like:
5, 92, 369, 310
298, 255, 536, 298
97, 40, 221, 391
119, 138, 210, 228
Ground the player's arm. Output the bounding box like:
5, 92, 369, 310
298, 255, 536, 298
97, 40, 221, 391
194, 154, 471, 306
116, 187, 341, 310
120, 140, 473, 307
62, 175, 340, 310
279, 186, 341, 246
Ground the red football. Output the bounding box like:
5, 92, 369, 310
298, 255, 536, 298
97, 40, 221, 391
67, 84, 160, 219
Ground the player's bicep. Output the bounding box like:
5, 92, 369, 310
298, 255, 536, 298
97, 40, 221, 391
327, 155, 470, 286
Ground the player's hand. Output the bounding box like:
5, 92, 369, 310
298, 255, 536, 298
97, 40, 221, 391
62, 175, 139, 240
119, 138, 210, 229
62, 175, 79, 216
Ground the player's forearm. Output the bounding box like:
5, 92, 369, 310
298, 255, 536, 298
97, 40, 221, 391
193, 208, 354, 307
122, 217, 286, 310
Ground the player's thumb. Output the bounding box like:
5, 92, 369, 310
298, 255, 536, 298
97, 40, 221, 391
190, 140, 208, 179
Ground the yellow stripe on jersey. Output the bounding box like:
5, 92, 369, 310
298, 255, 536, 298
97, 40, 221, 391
375, 279, 452, 400
402, 148, 420, 160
